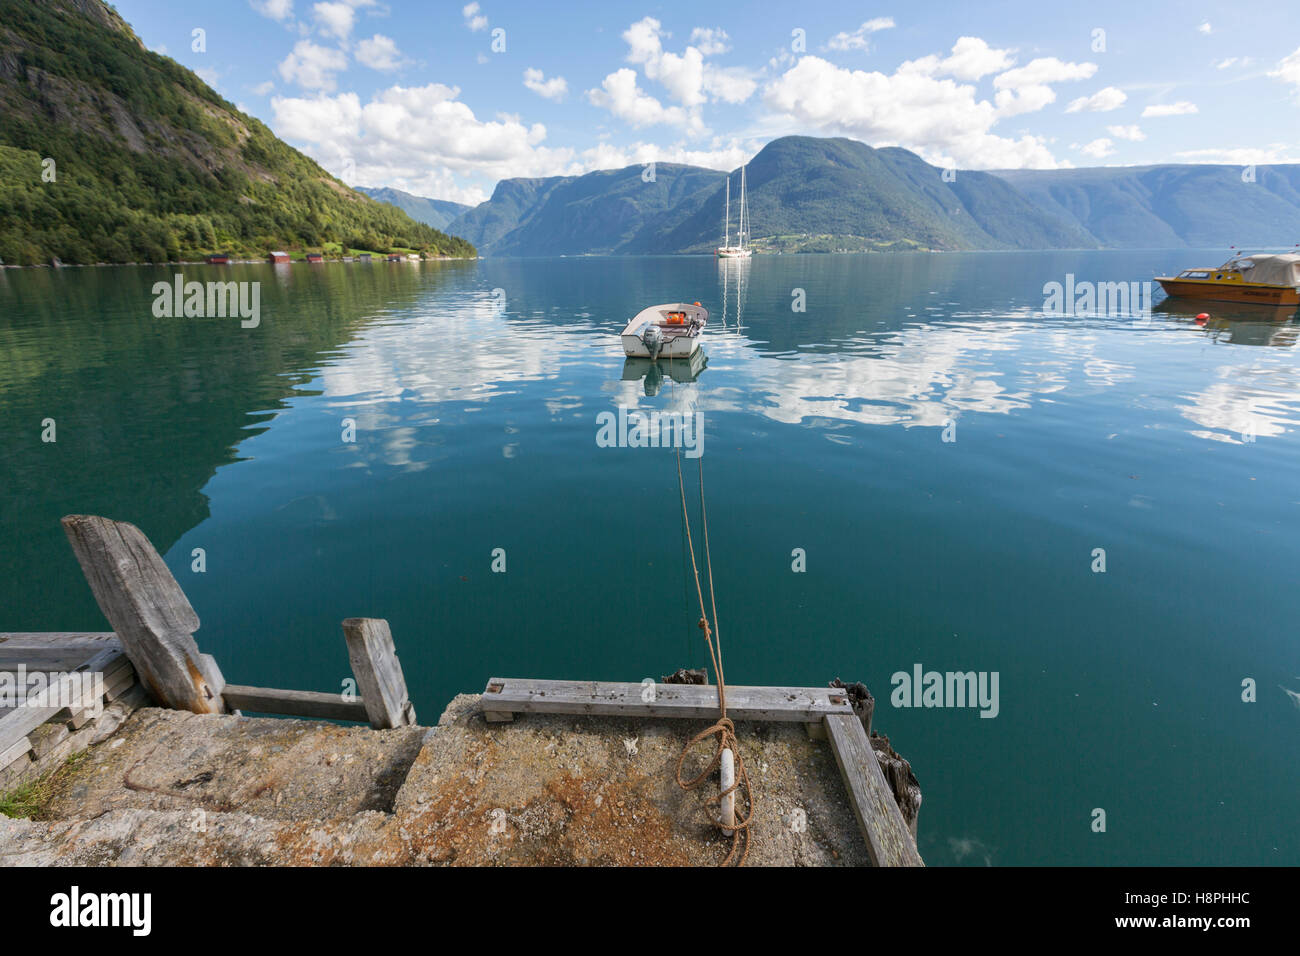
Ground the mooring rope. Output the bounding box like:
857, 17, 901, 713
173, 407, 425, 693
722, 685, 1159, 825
673, 445, 754, 866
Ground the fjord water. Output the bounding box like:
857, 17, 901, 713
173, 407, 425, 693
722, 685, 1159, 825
2, 252, 1297, 866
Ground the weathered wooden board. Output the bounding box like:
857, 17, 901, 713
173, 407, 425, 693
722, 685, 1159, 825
0, 633, 118, 651
222, 685, 369, 723
823, 713, 924, 867
61, 515, 225, 714
103, 666, 137, 702
0, 648, 111, 667
0, 648, 123, 755
481, 678, 854, 722
1, 647, 133, 705
343, 618, 415, 729
0, 737, 33, 771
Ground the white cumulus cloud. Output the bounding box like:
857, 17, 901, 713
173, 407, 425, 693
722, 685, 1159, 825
277, 40, 348, 91
1270, 46, 1300, 97
1065, 86, 1126, 112
995, 57, 1098, 88
523, 68, 568, 101
463, 2, 487, 31
1141, 101, 1198, 117
1077, 138, 1115, 158
901, 37, 1016, 81
1107, 124, 1145, 141
356, 35, 407, 71
619, 17, 757, 108
826, 18, 896, 52
272, 84, 753, 204
273, 84, 567, 203
992, 57, 1097, 117
1176, 144, 1300, 164
587, 68, 700, 131
689, 28, 731, 56
763, 54, 1065, 169
251, 0, 294, 21
312, 2, 355, 40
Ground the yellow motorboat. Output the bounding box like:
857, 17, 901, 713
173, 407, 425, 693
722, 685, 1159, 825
1156, 253, 1300, 305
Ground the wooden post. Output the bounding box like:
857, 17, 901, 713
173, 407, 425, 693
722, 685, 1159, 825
61, 515, 225, 714
482, 678, 515, 722
342, 618, 415, 729
824, 713, 924, 866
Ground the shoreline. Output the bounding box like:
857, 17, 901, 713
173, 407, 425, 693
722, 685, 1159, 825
1, 255, 477, 270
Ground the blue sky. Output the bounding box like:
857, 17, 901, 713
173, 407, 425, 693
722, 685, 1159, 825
113, 0, 1300, 204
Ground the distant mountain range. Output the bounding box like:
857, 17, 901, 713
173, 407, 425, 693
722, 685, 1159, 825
355, 187, 470, 232
436, 137, 1093, 255
992, 165, 1300, 249
366, 135, 1300, 257
447, 163, 728, 256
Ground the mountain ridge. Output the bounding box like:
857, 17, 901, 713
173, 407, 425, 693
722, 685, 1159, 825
991, 164, 1300, 249
355, 186, 470, 232
444, 137, 1300, 257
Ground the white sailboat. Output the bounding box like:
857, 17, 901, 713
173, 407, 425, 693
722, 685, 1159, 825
715, 165, 752, 259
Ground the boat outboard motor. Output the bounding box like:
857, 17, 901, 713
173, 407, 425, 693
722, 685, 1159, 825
640, 322, 664, 360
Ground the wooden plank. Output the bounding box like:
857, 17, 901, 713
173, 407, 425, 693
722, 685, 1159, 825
0, 737, 32, 771
0, 648, 122, 754
27, 722, 70, 759
823, 714, 924, 867
64, 648, 124, 726
61, 514, 225, 714
342, 618, 415, 729
103, 666, 137, 702
0, 648, 110, 668
2, 649, 132, 706
222, 685, 369, 723
480, 678, 854, 722
0, 633, 118, 650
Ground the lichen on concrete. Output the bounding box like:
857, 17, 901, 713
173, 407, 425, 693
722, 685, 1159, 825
0, 695, 869, 866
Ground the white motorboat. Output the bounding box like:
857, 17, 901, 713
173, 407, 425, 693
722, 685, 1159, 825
620, 302, 709, 359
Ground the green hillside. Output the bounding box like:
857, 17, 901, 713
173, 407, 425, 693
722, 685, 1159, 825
452, 164, 727, 256
0, 0, 475, 265
356, 186, 471, 232
642, 137, 1095, 253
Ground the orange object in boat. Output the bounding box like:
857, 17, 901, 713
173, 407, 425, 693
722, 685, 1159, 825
666, 311, 686, 324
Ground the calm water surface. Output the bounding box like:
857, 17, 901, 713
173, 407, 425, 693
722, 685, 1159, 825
2, 251, 1297, 865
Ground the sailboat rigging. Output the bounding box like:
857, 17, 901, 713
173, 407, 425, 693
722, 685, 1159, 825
715, 165, 752, 259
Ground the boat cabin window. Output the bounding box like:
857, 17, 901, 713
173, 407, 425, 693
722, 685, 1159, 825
1179, 271, 1210, 278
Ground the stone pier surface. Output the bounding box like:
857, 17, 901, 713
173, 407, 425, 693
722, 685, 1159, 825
0, 695, 868, 866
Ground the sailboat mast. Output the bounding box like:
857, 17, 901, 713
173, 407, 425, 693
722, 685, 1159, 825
739, 165, 746, 251
723, 176, 730, 249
